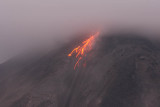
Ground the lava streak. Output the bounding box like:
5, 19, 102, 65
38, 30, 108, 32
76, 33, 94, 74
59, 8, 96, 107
68, 32, 100, 69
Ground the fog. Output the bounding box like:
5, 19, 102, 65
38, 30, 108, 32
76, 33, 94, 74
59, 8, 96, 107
0, 0, 160, 63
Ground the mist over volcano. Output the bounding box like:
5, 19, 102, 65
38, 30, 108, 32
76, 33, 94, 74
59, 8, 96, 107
0, 31, 160, 107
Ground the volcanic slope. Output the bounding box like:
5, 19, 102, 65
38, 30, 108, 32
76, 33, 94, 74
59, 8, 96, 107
0, 32, 160, 107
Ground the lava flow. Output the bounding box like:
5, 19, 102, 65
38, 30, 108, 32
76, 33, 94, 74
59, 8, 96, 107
68, 32, 100, 69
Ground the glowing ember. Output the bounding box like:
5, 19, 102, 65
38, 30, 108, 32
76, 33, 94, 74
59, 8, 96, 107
68, 32, 100, 69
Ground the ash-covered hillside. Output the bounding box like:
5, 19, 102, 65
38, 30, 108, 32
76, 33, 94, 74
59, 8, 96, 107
0, 32, 160, 107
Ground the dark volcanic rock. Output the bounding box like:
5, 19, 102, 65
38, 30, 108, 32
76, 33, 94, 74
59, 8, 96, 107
0, 33, 160, 107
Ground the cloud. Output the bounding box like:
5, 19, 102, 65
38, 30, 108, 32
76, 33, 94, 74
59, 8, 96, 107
0, 0, 160, 63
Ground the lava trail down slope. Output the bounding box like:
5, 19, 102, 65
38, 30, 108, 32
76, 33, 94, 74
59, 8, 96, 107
0, 32, 160, 107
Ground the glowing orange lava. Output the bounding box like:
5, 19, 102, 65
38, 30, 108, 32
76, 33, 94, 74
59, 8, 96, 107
68, 32, 100, 69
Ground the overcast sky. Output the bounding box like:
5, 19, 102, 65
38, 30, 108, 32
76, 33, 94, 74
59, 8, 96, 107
0, 0, 160, 63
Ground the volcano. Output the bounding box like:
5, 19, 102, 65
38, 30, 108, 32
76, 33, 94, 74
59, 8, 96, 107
0, 32, 160, 107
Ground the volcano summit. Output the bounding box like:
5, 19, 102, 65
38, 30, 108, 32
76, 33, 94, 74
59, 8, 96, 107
0, 32, 160, 107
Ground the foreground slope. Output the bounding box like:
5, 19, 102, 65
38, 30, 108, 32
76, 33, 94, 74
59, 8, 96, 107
0, 32, 160, 107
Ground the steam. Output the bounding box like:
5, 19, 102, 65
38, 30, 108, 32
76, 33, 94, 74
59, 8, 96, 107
0, 0, 160, 63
